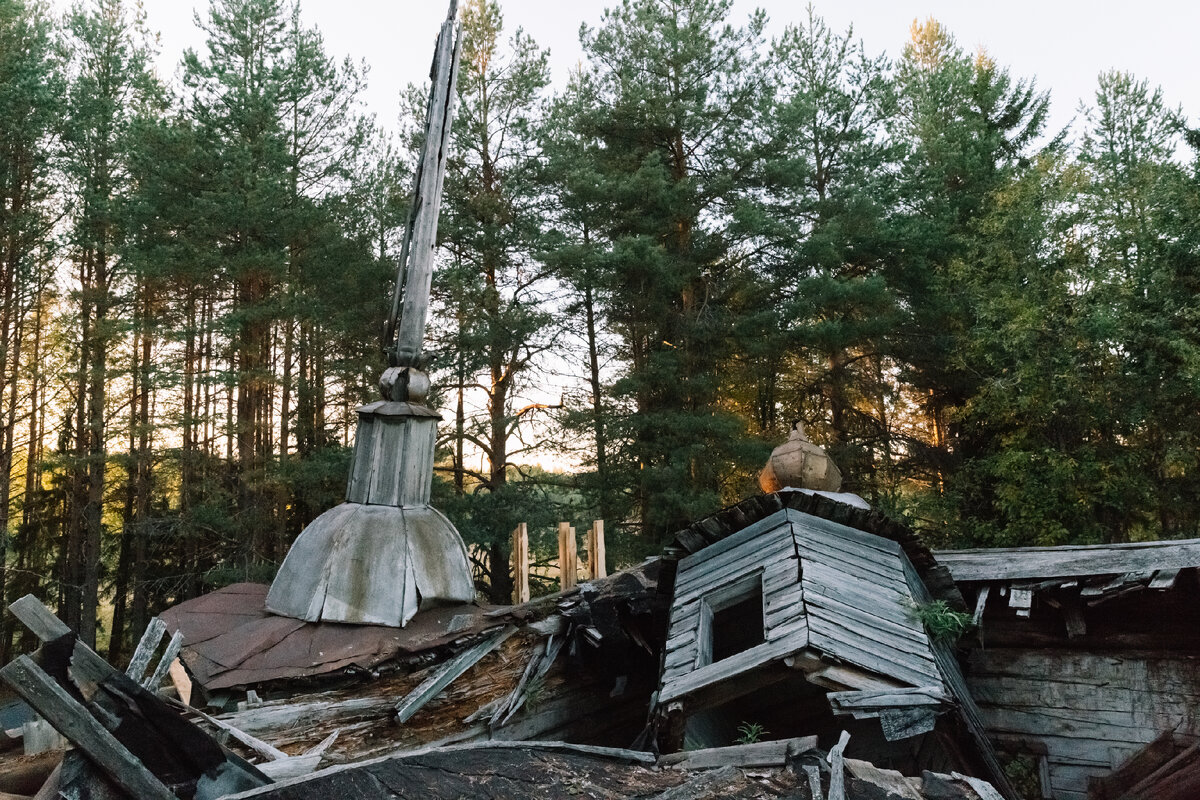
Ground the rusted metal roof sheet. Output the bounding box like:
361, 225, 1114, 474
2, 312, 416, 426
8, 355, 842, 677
159, 583, 497, 690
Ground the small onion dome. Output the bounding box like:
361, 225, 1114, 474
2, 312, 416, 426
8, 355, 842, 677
759, 422, 842, 494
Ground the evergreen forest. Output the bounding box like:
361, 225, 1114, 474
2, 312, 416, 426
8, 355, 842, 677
1, 0, 1198, 657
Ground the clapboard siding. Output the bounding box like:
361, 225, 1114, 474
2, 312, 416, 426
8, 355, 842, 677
968, 648, 1200, 799
662, 521, 806, 690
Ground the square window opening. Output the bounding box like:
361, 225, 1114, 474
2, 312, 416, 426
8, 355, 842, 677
705, 576, 765, 664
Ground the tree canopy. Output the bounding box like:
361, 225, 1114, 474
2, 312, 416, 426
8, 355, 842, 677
1, 0, 1198, 652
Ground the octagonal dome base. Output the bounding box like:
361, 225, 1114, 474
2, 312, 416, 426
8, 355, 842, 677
265, 502, 475, 627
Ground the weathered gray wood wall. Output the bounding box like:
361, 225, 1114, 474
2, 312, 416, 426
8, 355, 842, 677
967, 648, 1200, 800
661, 513, 806, 703
660, 508, 945, 706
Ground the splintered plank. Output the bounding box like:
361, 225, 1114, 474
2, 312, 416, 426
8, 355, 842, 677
396, 625, 517, 723
144, 631, 185, 690
0, 656, 175, 800
126, 618, 167, 683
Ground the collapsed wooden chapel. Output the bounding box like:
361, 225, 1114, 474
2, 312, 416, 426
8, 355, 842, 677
1, 2, 1199, 799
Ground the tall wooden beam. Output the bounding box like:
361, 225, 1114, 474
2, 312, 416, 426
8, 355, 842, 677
511, 523, 530, 604
558, 523, 577, 592
587, 520, 606, 580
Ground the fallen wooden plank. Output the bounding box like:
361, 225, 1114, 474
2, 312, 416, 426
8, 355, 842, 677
1090, 729, 1180, 800
496, 632, 565, 727
952, 771, 1005, 800
805, 663, 907, 693
126, 618, 167, 683
804, 764, 824, 800
304, 730, 340, 757
171, 699, 287, 762
256, 753, 321, 781
144, 631, 184, 690
0, 656, 175, 800
30, 761, 61, 800
0, 749, 61, 796
657, 736, 816, 769
8, 596, 70, 642
168, 658, 192, 706
395, 625, 517, 723
827, 686, 951, 713
845, 759, 922, 800
490, 647, 541, 728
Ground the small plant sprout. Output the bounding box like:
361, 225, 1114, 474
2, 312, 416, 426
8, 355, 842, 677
735, 721, 768, 744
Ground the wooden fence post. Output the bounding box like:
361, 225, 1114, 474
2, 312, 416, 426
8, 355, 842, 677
511, 523, 530, 604
587, 520, 607, 580
558, 522, 577, 591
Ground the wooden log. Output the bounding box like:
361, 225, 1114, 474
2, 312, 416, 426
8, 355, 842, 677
587, 520, 606, 580
0, 656, 175, 800
395, 626, 517, 723
557, 523, 577, 591
125, 618, 167, 683
511, 523, 530, 604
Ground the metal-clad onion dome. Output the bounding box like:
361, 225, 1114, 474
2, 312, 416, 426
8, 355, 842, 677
759, 422, 842, 494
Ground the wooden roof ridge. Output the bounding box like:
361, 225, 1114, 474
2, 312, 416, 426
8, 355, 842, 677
661, 490, 965, 610
935, 537, 1200, 582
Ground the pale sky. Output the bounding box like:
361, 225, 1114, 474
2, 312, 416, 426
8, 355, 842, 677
137, 0, 1198, 144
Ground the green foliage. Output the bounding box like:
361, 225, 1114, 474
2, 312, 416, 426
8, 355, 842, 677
6, 0, 1200, 646
913, 600, 974, 643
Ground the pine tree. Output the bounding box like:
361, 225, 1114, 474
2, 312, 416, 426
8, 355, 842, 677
560, 0, 772, 543
57, 0, 162, 649
0, 0, 62, 657
887, 19, 1050, 527
431, 0, 556, 600
744, 8, 899, 495
1076, 72, 1198, 540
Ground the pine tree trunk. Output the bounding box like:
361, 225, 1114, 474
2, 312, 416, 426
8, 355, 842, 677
582, 274, 610, 519
81, 246, 111, 648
